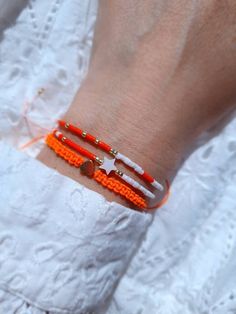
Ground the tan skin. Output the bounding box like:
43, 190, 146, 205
38, 0, 236, 208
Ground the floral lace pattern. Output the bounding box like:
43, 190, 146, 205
107, 117, 236, 314
0, 142, 151, 313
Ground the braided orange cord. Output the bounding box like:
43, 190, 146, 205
46, 133, 84, 167
46, 133, 147, 209
94, 170, 147, 209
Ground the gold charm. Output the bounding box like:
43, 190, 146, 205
80, 160, 95, 177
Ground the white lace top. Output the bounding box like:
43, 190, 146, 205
1, 1, 236, 313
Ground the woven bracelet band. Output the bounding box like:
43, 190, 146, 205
45, 120, 170, 210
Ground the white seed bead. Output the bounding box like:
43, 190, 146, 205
152, 180, 164, 191
122, 174, 155, 199
116, 152, 144, 175
55, 131, 62, 138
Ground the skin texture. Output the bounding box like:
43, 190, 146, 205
38, 0, 236, 208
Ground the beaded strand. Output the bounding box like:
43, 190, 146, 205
58, 120, 163, 191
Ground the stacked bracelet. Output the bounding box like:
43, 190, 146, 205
45, 120, 169, 210
46, 133, 147, 209
54, 130, 155, 199
58, 120, 164, 191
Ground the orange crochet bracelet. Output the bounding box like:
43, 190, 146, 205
46, 133, 148, 209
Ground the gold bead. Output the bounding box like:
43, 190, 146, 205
94, 138, 100, 145
37, 88, 45, 95
116, 169, 123, 177
82, 131, 87, 138
61, 136, 66, 142
110, 148, 118, 157
65, 122, 70, 129
95, 156, 103, 165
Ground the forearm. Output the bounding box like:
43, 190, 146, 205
38, 0, 236, 207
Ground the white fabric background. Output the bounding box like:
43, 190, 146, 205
0, 1, 236, 313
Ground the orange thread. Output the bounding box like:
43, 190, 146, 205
45, 133, 147, 209
146, 180, 170, 210
22, 88, 49, 134
19, 135, 45, 150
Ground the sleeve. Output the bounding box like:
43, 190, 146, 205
0, 140, 151, 314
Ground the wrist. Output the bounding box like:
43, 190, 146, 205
38, 83, 181, 209
63, 81, 183, 183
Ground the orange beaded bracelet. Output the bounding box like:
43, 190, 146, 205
59, 120, 164, 191
54, 130, 156, 199
46, 133, 148, 209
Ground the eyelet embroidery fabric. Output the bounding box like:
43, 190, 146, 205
106, 118, 236, 314
0, 141, 151, 313
1, 0, 236, 314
